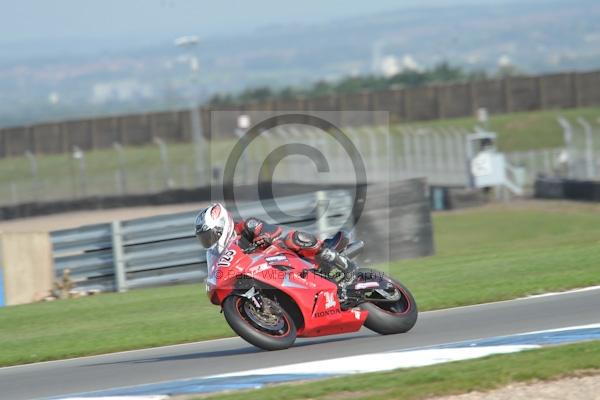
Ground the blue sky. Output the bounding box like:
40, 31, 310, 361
0, 0, 525, 60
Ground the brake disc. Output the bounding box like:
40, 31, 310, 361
243, 298, 285, 330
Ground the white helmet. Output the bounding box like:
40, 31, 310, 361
194, 203, 235, 250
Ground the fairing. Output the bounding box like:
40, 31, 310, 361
205, 235, 368, 337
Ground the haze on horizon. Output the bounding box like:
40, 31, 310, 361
1, 0, 531, 62
1, 0, 597, 128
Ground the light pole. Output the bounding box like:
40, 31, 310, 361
113, 142, 127, 195
235, 115, 251, 185
24, 150, 40, 198
72, 146, 87, 197
154, 137, 174, 189
174, 35, 210, 187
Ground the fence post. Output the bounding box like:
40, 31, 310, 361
402, 129, 412, 177
577, 117, 595, 179
72, 146, 87, 197
381, 125, 393, 178
24, 150, 40, 200
557, 117, 574, 178
153, 137, 174, 189
316, 190, 329, 239
181, 165, 189, 188
111, 220, 127, 292
543, 149, 552, 175
10, 182, 19, 205
113, 142, 127, 195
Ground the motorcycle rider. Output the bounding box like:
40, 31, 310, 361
194, 202, 356, 283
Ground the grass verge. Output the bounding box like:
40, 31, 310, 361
0, 201, 599, 366
396, 106, 600, 152
201, 341, 600, 400
387, 201, 600, 310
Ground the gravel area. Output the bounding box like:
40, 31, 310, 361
432, 374, 600, 400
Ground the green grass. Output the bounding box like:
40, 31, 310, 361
0, 284, 229, 366
201, 341, 600, 400
387, 202, 600, 310
396, 106, 600, 152
0, 139, 234, 204
1, 202, 599, 367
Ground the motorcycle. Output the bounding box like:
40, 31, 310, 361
205, 231, 418, 350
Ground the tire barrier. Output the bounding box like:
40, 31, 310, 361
534, 177, 600, 201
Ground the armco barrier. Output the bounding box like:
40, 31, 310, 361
50, 190, 353, 292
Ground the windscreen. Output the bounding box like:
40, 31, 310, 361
205, 235, 236, 287
205, 245, 222, 287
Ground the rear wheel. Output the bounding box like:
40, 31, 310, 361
357, 268, 418, 335
222, 294, 297, 350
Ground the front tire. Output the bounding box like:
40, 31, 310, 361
357, 268, 418, 335
222, 295, 297, 351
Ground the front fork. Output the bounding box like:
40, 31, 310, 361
240, 286, 263, 309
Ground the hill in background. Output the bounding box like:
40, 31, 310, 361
1, 0, 599, 127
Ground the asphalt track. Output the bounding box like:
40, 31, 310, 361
1, 287, 599, 400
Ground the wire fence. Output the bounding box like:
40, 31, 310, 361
557, 116, 600, 181
2, 117, 598, 206
0, 142, 200, 206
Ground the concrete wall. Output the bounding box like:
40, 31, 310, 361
578, 71, 600, 106
2, 70, 600, 156
0, 232, 54, 305
471, 79, 506, 114
0, 110, 191, 158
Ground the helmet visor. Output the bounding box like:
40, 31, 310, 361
196, 228, 222, 248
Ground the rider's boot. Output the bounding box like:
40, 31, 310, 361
317, 248, 358, 302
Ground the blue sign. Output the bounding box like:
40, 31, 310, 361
0, 267, 5, 307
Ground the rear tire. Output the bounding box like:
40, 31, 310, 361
222, 295, 297, 351
357, 268, 418, 335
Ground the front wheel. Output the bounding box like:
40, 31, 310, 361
357, 268, 418, 335
222, 294, 297, 351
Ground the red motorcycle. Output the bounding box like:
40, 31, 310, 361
206, 232, 418, 350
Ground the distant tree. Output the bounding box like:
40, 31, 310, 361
309, 80, 334, 97
428, 62, 465, 82
239, 86, 273, 102
206, 63, 497, 106
335, 76, 370, 93
388, 70, 428, 87
278, 86, 298, 100
497, 64, 523, 78
467, 69, 488, 81
208, 93, 235, 106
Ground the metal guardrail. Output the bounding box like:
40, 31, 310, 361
50, 190, 353, 292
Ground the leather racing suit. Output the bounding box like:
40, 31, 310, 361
234, 217, 353, 278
